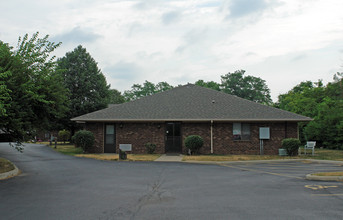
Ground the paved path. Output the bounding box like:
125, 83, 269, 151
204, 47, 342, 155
154, 154, 183, 162
1, 143, 343, 220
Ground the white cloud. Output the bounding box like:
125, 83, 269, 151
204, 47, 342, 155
1, 0, 343, 101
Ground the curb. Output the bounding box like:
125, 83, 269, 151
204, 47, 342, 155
306, 174, 343, 182
0, 161, 20, 180
184, 159, 343, 165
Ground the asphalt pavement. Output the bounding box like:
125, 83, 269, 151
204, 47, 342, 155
0, 143, 343, 220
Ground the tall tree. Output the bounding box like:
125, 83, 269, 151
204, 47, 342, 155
195, 80, 220, 91
276, 75, 343, 149
0, 33, 68, 143
108, 89, 125, 104
57, 45, 110, 133
0, 42, 13, 117
220, 70, 272, 105
123, 80, 173, 101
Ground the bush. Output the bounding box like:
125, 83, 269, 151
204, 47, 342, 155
184, 135, 204, 154
145, 142, 156, 154
282, 138, 301, 156
58, 129, 71, 144
72, 130, 95, 153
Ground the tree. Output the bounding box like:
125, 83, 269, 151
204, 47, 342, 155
72, 130, 95, 153
0, 42, 13, 117
0, 33, 68, 143
220, 70, 272, 105
195, 80, 220, 91
58, 129, 71, 144
57, 45, 111, 133
123, 80, 173, 101
108, 89, 125, 104
276, 75, 343, 149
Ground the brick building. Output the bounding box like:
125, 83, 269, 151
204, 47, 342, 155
72, 84, 311, 155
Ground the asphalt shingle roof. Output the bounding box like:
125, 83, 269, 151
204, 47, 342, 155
71, 84, 312, 122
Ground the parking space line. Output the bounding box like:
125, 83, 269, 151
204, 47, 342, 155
311, 194, 343, 196
220, 164, 304, 180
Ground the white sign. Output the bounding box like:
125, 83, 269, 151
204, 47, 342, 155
119, 144, 132, 151
259, 127, 270, 139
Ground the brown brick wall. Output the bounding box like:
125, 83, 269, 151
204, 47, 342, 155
116, 122, 165, 154
85, 121, 298, 155
85, 122, 104, 153
182, 122, 211, 154
182, 122, 298, 155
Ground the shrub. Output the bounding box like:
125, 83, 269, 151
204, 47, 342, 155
145, 142, 157, 154
72, 130, 95, 153
58, 129, 71, 144
184, 135, 204, 154
282, 138, 301, 156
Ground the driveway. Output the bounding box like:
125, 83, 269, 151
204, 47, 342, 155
0, 143, 342, 220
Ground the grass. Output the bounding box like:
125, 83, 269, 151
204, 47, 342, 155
0, 158, 15, 173
52, 144, 83, 155
183, 155, 294, 161
38, 141, 343, 162
183, 148, 343, 162
40, 142, 160, 161
298, 148, 343, 161
38, 142, 83, 156
75, 154, 161, 161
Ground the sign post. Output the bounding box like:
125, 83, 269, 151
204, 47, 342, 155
259, 127, 270, 155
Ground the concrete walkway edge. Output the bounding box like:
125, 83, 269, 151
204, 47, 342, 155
306, 174, 343, 181
154, 154, 183, 162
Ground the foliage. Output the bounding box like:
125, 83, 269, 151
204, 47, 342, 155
0, 42, 13, 117
195, 80, 220, 91
145, 142, 157, 154
58, 129, 71, 144
276, 75, 343, 149
123, 80, 173, 101
0, 33, 68, 143
57, 45, 111, 133
282, 138, 301, 156
220, 70, 272, 105
72, 130, 95, 153
108, 89, 125, 104
184, 135, 204, 154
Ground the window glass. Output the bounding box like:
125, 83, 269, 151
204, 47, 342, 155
233, 123, 241, 140
233, 123, 250, 140
106, 125, 114, 134
242, 124, 251, 140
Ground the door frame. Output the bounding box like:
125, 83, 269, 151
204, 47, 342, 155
104, 123, 116, 153
165, 122, 182, 153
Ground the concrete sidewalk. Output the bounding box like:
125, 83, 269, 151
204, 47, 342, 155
154, 154, 183, 162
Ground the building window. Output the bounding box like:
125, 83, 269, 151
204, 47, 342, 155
233, 123, 250, 140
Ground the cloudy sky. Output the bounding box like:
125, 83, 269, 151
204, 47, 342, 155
1, 0, 343, 100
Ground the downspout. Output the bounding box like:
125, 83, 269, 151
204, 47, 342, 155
211, 120, 213, 154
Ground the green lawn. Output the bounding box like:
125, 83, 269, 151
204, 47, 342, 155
40, 142, 83, 156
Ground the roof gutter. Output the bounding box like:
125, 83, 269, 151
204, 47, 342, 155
72, 118, 312, 123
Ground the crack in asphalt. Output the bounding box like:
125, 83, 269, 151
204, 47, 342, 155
99, 167, 174, 220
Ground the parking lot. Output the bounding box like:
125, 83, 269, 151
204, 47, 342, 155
219, 160, 343, 196
1, 143, 343, 219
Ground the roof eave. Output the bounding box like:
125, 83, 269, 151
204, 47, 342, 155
72, 118, 312, 123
